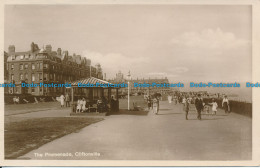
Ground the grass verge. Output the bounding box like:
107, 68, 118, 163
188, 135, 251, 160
5, 117, 103, 159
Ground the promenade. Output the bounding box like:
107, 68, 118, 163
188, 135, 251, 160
13, 100, 251, 160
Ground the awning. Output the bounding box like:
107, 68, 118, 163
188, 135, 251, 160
70, 77, 113, 87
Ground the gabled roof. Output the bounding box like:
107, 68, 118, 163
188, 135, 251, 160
71, 77, 112, 87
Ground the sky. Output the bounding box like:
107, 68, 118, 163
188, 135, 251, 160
4, 5, 252, 82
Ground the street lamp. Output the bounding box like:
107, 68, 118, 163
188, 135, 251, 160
127, 71, 131, 110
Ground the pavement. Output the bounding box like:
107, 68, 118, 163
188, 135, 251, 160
17, 101, 252, 160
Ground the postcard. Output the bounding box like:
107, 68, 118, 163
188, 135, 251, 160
0, 0, 260, 166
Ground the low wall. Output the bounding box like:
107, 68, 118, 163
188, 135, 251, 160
203, 98, 252, 118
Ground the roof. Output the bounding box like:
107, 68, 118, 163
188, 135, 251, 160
71, 77, 113, 87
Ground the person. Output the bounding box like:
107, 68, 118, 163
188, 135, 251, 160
60, 94, 65, 107
174, 95, 178, 105
97, 97, 103, 112
209, 99, 218, 115
13, 96, 19, 104
65, 93, 70, 107
222, 95, 229, 113
168, 95, 172, 104
204, 104, 210, 115
184, 98, 190, 120
147, 96, 152, 110
153, 97, 159, 115
13, 96, 16, 104
111, 96, 116, 111
82, 98, 87, 112
76, 98, 82, 113
102, 96, 108, 111
195, 94, 204, 120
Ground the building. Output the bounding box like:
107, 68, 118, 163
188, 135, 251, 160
109, 71, 172, 96
6, 42, 103, 96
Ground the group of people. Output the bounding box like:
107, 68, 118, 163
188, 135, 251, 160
183, 94, 230, 120
59, 93, 71, 107
167, 95, 178, 104
76, 98, 87, 113
146, 96, 160, 115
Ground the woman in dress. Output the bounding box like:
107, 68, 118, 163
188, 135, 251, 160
168, 95, 172, 104
222, 95, 229, 113
76, 98, 82, 113
153, 97, 159, 115
60, 94, 65, 107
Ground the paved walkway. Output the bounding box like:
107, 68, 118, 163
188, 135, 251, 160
19, 101, 251, 160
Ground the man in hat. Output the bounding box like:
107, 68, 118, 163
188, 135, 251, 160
195, 94, 204, 120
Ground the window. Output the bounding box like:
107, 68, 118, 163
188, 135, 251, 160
25, 73, 28, 80
32, 74, 35, 82
20, 74, 23, 80
37, 63, 39, 69
39, 87, 43, 92
25, 55, 29, 59
11, 64, 14, 70
19, 64, 23, 70
20, 55, 24, 60
11, 74, 14, 81
50, 74, 53, 80
40, 63, 43, 69
24, 64, 28, 69
31, 88, 35, 93
44, 73, 48, 81
11, 55, 15, 60
16, 86, 20, 93
39, 73, 43, 81
43, 63, 48, 69
54, 74, 56, 81
32, 64, 35, 70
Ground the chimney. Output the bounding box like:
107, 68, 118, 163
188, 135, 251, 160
8, 45, 15, 54
64, 50, 69, 56
45, 45, 52, 53
57, 48, 62, 55
31, 42, 35, 52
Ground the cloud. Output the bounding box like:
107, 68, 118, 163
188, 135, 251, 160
171, 28, 249, 50
82, 50, 148, 79
168, 67, 189, 73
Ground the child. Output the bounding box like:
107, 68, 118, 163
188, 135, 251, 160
209, 99, 218, 115
204, 104, 210, 115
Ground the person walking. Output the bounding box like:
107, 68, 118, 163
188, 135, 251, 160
147, 96, 152, 110
174, 95, 178, 105
168, 95, 172, 104
153, 97, 159, 115
65, 93, 70, 107
195, 94, 204, 120
184, 98, 190, 120
60, 94, 65, 108
209, 99, 218, 115
222, 95, 229, 113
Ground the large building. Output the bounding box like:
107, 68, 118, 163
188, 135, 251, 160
6, 42, 103, 96
109, 71, 172, 96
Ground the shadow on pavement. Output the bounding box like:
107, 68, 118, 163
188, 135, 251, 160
187, 118, 224, 120
109, 109, 149, 116
157, 113, 182, 115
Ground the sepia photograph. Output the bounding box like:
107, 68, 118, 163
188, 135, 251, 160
1, 0, 260, 166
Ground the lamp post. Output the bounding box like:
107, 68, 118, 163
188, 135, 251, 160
127, 71, 131, 111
